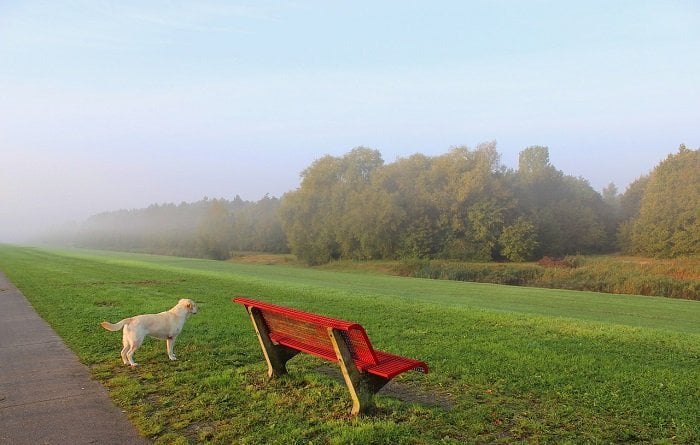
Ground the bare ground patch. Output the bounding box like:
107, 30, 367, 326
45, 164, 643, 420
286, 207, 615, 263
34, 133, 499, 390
228, 253, 296, 266
316, 364, 454, 410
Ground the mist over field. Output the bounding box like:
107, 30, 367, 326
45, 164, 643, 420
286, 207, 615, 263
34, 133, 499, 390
0, 147, 668, 243
1, 1, 698, 243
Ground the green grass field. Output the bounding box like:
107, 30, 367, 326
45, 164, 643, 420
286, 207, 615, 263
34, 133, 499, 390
1, 245, 699, 444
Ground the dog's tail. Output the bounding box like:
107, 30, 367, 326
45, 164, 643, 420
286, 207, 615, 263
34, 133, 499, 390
100, 319, 130, 331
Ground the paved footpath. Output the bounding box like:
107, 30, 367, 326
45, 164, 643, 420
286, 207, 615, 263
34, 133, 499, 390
0, 271, 149, 445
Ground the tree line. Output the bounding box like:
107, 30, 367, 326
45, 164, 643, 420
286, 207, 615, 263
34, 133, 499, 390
72, 195, 286, 260
63, 144, 698, 263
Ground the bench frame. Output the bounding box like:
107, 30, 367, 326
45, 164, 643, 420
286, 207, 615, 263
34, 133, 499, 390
233, 296, 428, 415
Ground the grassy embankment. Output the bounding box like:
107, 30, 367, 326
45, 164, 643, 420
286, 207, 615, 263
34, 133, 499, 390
1, 245, 699, 444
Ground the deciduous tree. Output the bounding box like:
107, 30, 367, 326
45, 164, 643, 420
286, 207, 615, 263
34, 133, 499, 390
630, 145, 699, 257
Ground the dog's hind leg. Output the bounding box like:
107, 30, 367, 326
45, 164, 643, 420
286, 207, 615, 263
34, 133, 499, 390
125, 338, 142, 368
120, 334, 130, 365
126, 348, 139, 367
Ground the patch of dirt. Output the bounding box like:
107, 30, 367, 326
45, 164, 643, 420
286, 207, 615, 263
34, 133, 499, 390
316, 364, 454, 410
185, 422, 215, 442
228, 253, 296, 265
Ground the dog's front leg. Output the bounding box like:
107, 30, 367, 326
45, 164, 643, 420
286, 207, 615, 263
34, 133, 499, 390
166, 336, 177, 361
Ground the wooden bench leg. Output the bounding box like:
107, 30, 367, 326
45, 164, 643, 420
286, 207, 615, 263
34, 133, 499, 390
328, 328, 390, 416
247, 307, 299, 378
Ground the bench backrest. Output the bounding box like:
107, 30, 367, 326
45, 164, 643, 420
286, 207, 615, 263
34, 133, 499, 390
233, 296, 379, 367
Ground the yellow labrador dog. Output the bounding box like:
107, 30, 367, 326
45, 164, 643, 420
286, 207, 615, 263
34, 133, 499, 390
101, 298, 198, 367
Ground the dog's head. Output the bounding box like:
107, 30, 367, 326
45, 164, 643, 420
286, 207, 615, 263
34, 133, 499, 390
178, 298, 198, 315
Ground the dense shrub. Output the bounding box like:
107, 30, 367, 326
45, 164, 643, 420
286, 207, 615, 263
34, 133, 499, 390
537, 255, 583, 268
399, 256, 699, 300
412, 260, 543, 286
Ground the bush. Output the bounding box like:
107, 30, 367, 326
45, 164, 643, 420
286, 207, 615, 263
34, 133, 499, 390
537, 255, 583, 268
403, 256, 699, 300
412, 260, 543, 286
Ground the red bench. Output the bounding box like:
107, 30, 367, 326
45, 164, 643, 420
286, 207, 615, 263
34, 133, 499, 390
233, 296, 428, 415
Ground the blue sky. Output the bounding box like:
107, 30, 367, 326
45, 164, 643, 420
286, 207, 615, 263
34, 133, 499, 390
1, 1, 698, 241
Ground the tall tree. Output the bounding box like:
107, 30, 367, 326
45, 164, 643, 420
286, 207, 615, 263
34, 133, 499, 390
616, 175, 650, 252
515, 146, 609, 256
279, 155, 342, 265
334, 148, 385, 259
630, 145, 700, 257
279, 147, 384, 264
429, 143, 514, 260
374, 153, 445, 258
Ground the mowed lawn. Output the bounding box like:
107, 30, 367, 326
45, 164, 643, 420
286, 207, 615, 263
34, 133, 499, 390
1, 246, 698, 444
